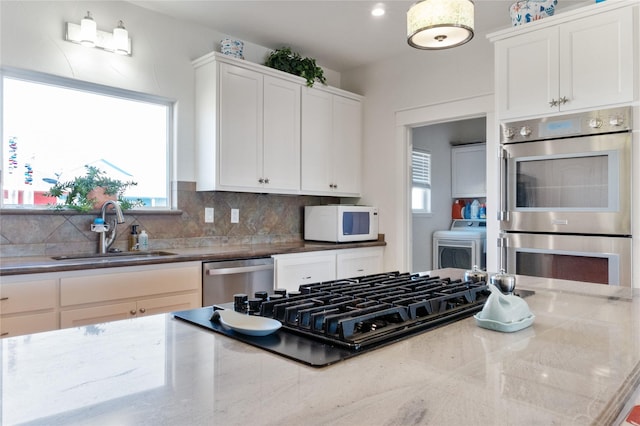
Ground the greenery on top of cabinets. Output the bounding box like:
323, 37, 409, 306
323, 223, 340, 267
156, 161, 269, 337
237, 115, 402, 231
45, 165, 144, 212
264, 47, 327, 87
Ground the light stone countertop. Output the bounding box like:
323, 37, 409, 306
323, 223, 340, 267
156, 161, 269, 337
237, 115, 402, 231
2, 269, 639, 425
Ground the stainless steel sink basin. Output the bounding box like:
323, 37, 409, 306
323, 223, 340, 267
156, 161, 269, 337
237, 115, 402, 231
52, 251, 176, 261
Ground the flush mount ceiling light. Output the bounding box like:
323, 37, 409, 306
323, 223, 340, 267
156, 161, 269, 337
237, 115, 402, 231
66, 11, 132, 56
407, 0, 474, 50
371, 3, 386, 17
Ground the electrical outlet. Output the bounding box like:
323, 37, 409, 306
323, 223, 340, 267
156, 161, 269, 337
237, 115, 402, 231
231, 208, 239, 223
205, 207, 214, 223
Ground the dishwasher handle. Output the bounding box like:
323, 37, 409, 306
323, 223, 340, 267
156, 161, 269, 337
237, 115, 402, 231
206, 264, 273, 276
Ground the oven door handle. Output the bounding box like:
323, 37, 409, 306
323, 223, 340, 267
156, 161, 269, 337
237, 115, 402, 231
498, 146, 509, 222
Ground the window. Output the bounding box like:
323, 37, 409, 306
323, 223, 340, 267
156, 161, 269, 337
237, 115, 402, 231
412, 148, 431, 213
2, 69, 172, 209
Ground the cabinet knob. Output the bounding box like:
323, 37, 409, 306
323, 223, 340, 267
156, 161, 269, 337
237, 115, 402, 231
130, 309, 137, 316
264, 178, 269, 184
139, 308, 146, 314
258, 178, 264, 184
549, 99, 558, 107
559, 96, 569, 105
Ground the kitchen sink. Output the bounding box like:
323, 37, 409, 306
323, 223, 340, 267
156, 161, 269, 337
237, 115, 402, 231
52, 251, 176, 261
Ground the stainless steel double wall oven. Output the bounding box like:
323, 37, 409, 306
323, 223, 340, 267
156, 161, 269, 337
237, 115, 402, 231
498, 106, 633, 286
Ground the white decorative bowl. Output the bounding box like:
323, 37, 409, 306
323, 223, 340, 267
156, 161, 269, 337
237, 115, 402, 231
510, 0, 558, 26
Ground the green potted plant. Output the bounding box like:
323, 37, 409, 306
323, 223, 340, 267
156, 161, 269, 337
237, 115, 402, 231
45, 165, 144, 212
264, 47, 327, 87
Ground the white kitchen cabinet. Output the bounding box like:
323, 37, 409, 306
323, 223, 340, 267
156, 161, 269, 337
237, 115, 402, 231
493, 5, 634, 119
195, 54, 301, 194
336, 247, 384, 280
301, 87, 362, 196
0, 277, 58, 337
273, 251, 336, 293
451, 144, 486, 198
58, 262, 201, 330
273, 247, 384, 292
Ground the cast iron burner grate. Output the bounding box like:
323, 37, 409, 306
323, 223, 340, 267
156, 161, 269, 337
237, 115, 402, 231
235, 272, 491, 351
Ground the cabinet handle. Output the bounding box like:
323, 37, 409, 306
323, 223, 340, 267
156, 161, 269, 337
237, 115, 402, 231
559, 96, 569, 105
0, 297, 8, 301
139, 308, 146, 314
1, 332, 9, 337
302, 276, 312, 280
548, 99, 558, 107
129, 309, 137, 316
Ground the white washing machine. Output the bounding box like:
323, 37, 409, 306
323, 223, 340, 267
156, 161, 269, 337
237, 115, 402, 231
433, 220, 486, 270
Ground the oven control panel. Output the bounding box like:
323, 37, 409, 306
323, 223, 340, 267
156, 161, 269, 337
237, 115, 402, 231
500, 106, 632, 144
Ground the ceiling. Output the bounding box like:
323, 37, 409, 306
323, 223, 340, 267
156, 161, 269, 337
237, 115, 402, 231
130, 0, 591, 72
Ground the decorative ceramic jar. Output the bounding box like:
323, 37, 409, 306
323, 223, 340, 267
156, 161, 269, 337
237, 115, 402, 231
220, 38, 244, 59
510, 0, 558, 26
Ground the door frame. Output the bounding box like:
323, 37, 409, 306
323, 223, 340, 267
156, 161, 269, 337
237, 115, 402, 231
394, 93, 497, 273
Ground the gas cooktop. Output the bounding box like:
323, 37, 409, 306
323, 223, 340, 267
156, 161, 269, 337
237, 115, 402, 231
174, 271, 517, 367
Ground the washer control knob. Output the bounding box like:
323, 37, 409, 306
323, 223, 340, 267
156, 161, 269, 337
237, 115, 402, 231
502, 127, 515, 140
519, 126, 532, 137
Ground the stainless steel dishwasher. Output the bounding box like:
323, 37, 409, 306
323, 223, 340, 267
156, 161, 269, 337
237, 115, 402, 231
202, 257, 274, 306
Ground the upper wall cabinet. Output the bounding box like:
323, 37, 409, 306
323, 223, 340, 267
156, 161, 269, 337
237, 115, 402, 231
301, 87, 362, 196
193, 52, 363, 196
491, 3, 635, 120
194, 55, 301, 194
451, 143, 486, 198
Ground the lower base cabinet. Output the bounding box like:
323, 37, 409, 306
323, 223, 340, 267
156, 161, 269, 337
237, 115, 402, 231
59, 262, 201, 330
273, 247, 384, 293
60, 293, 200, 328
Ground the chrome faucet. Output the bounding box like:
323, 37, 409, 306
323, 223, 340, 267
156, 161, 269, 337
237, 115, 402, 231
98, 200, 125, 254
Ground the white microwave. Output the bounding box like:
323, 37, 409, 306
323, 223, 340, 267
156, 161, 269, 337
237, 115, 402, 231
304, 205, 379, 243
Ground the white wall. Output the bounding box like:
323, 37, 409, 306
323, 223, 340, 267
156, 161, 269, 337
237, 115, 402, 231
342, 39, 496, 273
0, 1, 340, 184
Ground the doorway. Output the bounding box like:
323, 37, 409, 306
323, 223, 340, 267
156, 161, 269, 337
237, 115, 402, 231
394, 94, 497, 274
411, 117, 486, 272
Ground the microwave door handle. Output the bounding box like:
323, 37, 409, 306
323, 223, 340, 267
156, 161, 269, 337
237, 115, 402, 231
498, 146, 509, 222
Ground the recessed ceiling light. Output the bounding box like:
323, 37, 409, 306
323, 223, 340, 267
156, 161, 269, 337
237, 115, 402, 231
371, 4, 385, 17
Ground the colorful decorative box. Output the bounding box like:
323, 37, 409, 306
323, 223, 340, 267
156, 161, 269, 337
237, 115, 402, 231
510, 0, 558, 26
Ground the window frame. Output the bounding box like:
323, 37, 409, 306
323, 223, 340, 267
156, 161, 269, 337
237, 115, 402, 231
1, 67, 175, 211
411, 148, 431, 215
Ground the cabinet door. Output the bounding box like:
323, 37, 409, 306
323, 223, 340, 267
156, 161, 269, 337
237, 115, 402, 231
137, 293, 201, 317
1, 312, 58, 338
496, 27, 559, 119
218, 63, 263, 190
332, 95, 362, 196
336, 248, 383, 280
451, 144, 486, 198
262, 76, 301, 193
301, 88, 333, 194
274, 252, 336, 292
559, 8, 633, 111
0, 279, 57, 314
60, 301, 138, 328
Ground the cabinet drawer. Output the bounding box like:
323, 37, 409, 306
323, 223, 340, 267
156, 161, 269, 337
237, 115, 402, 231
274, 253, 336, 292
0, 279, 57, 314
1, 312, 58, 338
60, 264, 200, 306
336, 248, 384, 279
60, 301, 137, 328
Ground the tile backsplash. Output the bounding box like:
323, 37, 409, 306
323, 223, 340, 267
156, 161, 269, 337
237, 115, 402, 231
0, 182, 339, 257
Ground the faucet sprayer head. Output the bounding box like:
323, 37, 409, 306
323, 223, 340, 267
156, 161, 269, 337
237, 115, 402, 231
101, 200, 125, 224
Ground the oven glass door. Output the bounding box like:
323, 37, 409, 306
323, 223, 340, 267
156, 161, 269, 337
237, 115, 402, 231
501, 132, 631, 235
503, 233, 631, 286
